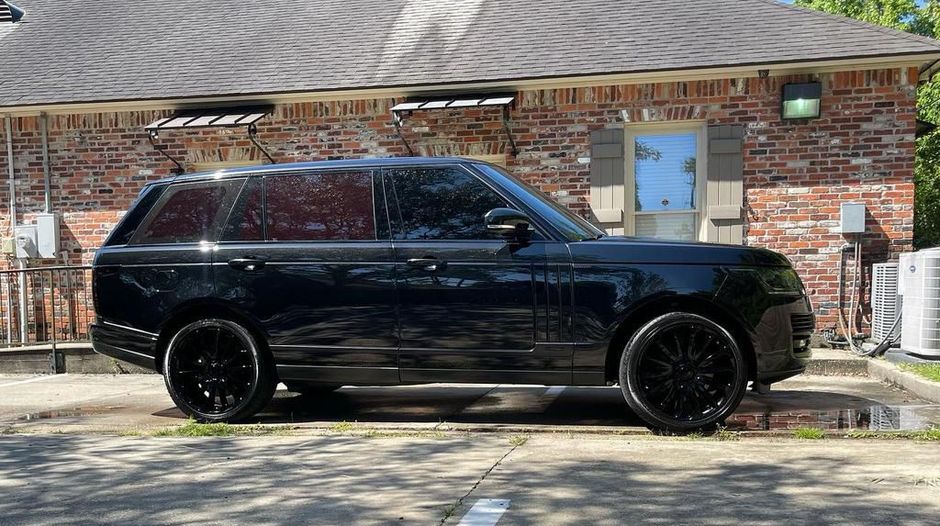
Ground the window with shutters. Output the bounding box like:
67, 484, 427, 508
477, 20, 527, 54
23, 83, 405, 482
625, 123, 707, 241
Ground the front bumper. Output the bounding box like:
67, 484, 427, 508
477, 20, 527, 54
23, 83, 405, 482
751, 304, 815, 384
90, 323, 159, 371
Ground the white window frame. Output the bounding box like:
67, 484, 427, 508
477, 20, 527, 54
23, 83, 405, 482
624, 121, 708, 241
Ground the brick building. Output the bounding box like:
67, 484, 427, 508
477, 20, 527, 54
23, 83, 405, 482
2, 0, 940, 330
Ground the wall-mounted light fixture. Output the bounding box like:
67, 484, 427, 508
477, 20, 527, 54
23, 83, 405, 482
781, 82, 822, 120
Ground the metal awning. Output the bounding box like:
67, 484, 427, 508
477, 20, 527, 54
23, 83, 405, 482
391, 94, 518, 157
145, 106, 273, 132
144, 106, 277, 173
390, 95, 515, 115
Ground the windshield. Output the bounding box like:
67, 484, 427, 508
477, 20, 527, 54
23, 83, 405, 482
474, 164, 605, 241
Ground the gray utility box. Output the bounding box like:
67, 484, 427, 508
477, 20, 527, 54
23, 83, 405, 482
14, 225, 39, 259
840, 202, 866, 234
13, 213, 60, 259
35, 213, 60, 259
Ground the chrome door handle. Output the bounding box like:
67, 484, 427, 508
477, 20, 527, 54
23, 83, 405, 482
228, 257, 267, 271
406, 258, 446, 272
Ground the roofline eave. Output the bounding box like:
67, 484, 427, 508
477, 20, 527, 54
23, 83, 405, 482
3, 52, 939, 117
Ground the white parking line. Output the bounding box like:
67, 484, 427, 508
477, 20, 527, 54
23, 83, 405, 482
543, 386, 566, 397
0, 374, 63, 388
458, 499, 511, 526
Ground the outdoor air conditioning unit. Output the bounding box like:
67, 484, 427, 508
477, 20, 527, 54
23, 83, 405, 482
899, 249, 940, 360
872, 262, 901, 342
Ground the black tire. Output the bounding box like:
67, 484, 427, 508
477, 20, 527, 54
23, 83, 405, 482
619, 312, 748, 432
163, 318, 277, 423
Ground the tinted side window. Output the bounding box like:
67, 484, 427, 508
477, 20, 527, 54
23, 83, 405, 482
131, 179, 244, 245
105, 184, 167, 246
221, 178, 263, 242
265, 171, 377, 241
389, 167, 509, 240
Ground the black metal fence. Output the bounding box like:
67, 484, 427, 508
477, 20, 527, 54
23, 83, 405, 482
0, 266, 95, 361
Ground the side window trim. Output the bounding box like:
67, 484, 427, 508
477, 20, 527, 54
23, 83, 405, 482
384, 164, 550, 242
129, 178, 247, 246
218, 175, 264, 243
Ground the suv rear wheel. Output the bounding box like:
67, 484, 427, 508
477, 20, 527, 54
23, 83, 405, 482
619, 312, 747, 432
163, 318, 276, 423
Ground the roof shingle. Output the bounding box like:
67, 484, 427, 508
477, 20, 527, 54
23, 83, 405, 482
2, 0, 940, 108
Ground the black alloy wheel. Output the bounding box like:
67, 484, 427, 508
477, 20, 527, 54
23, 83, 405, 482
163, 318, 276, 423
619, 312, 747, 432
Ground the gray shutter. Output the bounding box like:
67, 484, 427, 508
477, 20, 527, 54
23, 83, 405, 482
589, 128, 625, 232
705, 125, 745, 244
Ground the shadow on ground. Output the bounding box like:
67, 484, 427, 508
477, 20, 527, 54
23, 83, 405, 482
145, 384, 931, 432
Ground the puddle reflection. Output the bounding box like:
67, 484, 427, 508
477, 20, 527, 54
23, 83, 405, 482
728, 405, 931, 432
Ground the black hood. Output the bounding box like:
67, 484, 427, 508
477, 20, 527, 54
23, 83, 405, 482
568, 236, 791, 267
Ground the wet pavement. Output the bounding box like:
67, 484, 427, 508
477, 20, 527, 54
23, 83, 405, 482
1, 373, 937, 434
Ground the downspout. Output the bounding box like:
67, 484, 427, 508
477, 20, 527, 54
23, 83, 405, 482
4, 116, 15, 237
4, 116, 25, 343
40, 113, 51, 213
4, 116, 15, 343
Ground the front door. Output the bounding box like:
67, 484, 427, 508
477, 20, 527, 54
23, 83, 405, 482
385, 165, 571, 384
213, 170, 399, 385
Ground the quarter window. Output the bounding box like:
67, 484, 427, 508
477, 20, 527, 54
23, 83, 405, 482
265, 171, 377, 241
132, 180, 243, 245
389, 167, 510, 240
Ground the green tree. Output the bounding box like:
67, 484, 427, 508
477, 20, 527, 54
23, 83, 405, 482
796, 0, 940, 248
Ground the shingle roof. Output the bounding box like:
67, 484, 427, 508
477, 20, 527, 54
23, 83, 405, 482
2, 0, 940, 109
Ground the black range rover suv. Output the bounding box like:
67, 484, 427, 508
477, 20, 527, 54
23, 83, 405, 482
91, 158, 813, 431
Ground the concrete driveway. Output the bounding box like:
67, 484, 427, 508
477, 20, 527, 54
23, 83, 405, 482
1, 373, 939, 525
0, 433, 938, 525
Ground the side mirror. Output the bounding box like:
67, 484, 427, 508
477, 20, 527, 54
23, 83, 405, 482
485, 208, 532, 239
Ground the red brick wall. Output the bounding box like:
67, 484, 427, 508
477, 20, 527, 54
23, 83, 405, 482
0, 67, 919, 330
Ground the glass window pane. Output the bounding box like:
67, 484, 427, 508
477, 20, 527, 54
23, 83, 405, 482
133, 180, 243, 244
391, 167, 509, 240
635, 133, 698, 212
221, 178, 263, 241
265, 171, 376, 241
635, 213, 697, 241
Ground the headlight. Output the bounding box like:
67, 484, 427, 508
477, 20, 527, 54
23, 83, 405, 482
729, 267, 805, 294
754, 267, 804, 294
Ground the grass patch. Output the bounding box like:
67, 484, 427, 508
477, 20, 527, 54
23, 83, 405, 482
847, 427, 940, 441
899, 363, 940, 383
793, 427, 826, 440
153, 419, 292, 437
329, 421, 355, 433
713, 427, 741, 441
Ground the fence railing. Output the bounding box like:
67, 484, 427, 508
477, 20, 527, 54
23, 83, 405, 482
0, 266, 95, 369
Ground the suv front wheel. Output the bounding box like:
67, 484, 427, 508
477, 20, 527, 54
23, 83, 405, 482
619, 312, 748, 432
163, 318, 276, 423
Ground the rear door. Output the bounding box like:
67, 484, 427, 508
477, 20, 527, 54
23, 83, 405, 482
213, 169, 399, 385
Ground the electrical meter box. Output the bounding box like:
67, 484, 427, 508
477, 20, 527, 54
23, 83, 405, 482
35, 213, 60, 259
14, 225, 39, 259
840, 202, 866, 234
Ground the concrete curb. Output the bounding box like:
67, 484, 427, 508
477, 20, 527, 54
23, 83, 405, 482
0, 346, 152, 375
868, 359, 940, 405
804, 348, 869, 376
